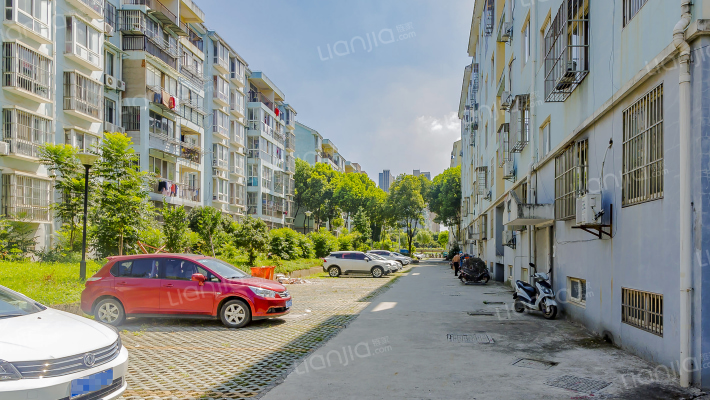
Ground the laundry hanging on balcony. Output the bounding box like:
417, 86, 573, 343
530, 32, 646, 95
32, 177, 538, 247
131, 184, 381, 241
161, 90, 171, 108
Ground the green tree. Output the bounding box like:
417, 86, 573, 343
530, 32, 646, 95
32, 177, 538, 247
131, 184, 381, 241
293, 159, 316, 230
162, 202, 190, 253
90, 132, 155, 257
437, 231, 449, 248
386, 174, 426, 255
352, 208, 372, 244
415, 229, 434, 247
187, 206, 223, 256
39, 144, 85, 250
233, 216, 269, 267
0, 217, 38, 260
269, 228, 302, 260
308, 228, 339, 257
427, 166, 462, 244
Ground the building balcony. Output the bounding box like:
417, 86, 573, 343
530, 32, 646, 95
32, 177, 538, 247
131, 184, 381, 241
180, 142, 201, 164
2, 109, 52, 160
213, 90, 229, 108
230, 70, 245, 87
180, 0, 205, 23
322, 138, 337, 153
212, 158, 228, 170
180, 63, 205, 87
3, 6, 52, 44
123, 0, 186, 35
1, 175, 52, 223
63, 72, 103, 123
285, 133, 295, 152
230, 164, 244, 177
149, 131, 181, 157
179, 95, 206, 115
2, 43, 53, 103
247, 91, 274, 112
67, 0, 104, 20
284, 157, 296, 174
153, 180, 200, 203
213, 55, 229, 75
148, 84, 178, 113
503, 191, 554, 230
122, 34, 178, 70
230, 99, 244, 118
64, 17, 103, 71
104, 121, 125, 133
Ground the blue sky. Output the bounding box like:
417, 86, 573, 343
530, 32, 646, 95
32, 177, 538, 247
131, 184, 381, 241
200, 0, 472, 180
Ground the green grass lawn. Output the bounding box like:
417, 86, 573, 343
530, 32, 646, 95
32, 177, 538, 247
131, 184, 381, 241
0, 257, 322, 305
0, 260, 105, 305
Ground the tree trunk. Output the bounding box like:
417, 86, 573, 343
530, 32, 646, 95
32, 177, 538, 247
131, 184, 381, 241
209, 231, 215, 257
119, 233, 123, 256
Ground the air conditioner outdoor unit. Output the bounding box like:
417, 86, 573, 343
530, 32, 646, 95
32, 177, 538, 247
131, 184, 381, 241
104, 74, 117, 90
501, 91, 512, 110
503, 160, 515, 179
576, 192, 602, 226
117, 80, 126, 91
501, 22, 513, 41
0, 141, 8, 156
556, 61, 578, 91
104, 23, 114, 36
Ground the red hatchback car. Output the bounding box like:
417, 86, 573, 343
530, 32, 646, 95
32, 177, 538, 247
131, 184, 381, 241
81, 254, 291, 328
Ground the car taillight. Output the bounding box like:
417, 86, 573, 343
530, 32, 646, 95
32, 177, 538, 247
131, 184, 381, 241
322, 258, 327, 263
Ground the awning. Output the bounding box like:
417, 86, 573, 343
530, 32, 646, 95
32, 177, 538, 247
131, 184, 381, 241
503, 191, 554, 228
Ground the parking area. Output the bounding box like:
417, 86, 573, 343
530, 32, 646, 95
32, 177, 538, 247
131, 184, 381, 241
118, 272, 402, 399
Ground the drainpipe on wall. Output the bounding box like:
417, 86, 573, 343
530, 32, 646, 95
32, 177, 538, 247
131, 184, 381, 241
673, 0, 692, 388
529, 0, 538, 270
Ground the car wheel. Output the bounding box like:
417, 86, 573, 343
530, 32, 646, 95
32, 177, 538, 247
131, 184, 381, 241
95, 298, 125, 327
371, 266, 384, 278
328, 266, 341, 277
397, 260, 404, 266
220, 299, 252, 328
481, 275, 490, 284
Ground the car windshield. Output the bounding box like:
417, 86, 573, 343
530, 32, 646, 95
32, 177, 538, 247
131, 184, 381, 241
0, 286, 44, 318
197, 258, 250, 279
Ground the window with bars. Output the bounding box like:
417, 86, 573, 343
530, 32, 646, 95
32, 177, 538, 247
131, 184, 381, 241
568, 277, 586, 306
510, 95, 530, 153
622, 287, 663, 336
122, 106, 140, 131
1, 174, 51, 222
498, 123, 510, 168
479, 213, 488, 240
2, 108, 52, 159
63, 71, 103, 120
543, 0, 589, 102
483, 0, 494, 36
623, 84, 663, 206
554, 139, 588, 220
623, 0, 649, 26
2, 42, 53, 100
476, 166, 488, 195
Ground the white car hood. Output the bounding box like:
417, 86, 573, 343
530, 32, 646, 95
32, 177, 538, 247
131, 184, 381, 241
0, 308, 117, 362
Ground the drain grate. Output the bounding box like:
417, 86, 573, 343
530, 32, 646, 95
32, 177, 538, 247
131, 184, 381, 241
512, 358, 558, 370
446, 333, 494, 344
467, 311, 495, 316
545, 375, 611, 393
483, 301, 505, 305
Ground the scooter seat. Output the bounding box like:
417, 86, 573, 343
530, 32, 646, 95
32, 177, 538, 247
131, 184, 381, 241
516, 280, 536, 297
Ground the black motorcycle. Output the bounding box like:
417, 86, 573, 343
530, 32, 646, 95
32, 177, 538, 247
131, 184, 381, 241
458, 257, 490, 284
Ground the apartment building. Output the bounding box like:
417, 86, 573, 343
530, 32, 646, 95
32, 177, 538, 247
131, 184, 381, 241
378, 169, 392, 192
345, 161, 362, 174
460, 0, 710, 388
244, 70, 296, 229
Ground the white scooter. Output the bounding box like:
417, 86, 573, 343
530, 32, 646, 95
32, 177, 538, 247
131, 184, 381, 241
513, 263, 558, 319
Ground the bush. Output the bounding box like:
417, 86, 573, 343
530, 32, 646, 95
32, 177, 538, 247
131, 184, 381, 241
337, 233, 356, 251
269, 228, 302, 260
308, 228, 339, 258
297, 234, 315, 259
356, 242, 371, 252
35, 247, 82, 264
372, 239, 394, 251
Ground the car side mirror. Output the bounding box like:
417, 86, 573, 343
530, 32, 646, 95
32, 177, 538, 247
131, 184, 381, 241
192, 273, 206, 286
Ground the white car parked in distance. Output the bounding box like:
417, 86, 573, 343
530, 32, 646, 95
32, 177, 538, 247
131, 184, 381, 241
0, 285, 129, 400
322, 251, 390, 278
368, 250, 410, 266
367, 253, 401, 272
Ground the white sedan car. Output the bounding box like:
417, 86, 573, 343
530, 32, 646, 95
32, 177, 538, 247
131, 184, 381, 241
322, 251, 391, 277
0, 285, 129, 400
367, 253, 401, 272
368, 250, 411, 266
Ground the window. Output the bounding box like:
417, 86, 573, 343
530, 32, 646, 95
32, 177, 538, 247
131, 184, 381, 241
247, 163, 258, 186
522, 17, 531, 64
105, 51, 114, 76
63, 71, 102, 120
2, 108, 52, 158
104, 98, 116, 124
113, 259, 158, 278
623, 0, 648, 26
510, 95, 530, 152
122, 106, 139, 131
521, 267, 529, 283
483, 0, 494, 36
149, 110, 175, 139
541, 121, 551, 156
622, 84, 663, 206
568, 277, 586, 306
64, 129, 99, 152
5, 0, 51, 40
2, 42, 53, 100
329, 253, 343, 259
622, 287, 663, 336
554, 139, 588, 220
262, 166, 273, 189
543, 0, 589, 102
65, 16, 101, 67
164, 259, 201, 281
149, 156, 175, 180
1, 174, 51, 222
212, 109, 229, 136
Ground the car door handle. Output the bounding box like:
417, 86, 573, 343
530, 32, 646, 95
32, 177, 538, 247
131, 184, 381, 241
164, 284, 174, 288
117, 281, 132, 286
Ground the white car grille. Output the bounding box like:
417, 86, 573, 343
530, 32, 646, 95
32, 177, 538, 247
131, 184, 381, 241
13, 337, 121, 379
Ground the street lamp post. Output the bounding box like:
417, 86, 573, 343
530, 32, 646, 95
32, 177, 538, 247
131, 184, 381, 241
304, 211, 312, 234
77, 153, 99, 281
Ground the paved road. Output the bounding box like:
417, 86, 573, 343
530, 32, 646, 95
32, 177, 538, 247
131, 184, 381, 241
263, 260, 702, 400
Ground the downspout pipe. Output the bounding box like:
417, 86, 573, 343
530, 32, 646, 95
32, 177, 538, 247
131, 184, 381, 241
674, 0, 692, 388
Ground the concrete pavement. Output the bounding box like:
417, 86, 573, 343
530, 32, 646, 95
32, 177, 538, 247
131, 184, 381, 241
262, 260, 704, 400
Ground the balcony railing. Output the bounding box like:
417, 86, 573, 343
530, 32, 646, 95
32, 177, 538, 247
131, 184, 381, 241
248, 91, 274, 111
104, 121, 125, 133
153, 180, 200, 202
69, 0, 104, 18
2, 109, 52, 159
180, 143, 200, 163
123, 35, 177, 69
123, 0, 185, 35
187, 28, 204, 52
212, 158, 228, 169
285, 133, 295, 152
2, 43, 53, 101
1, 175, 51, 222
230, 164, 244, 176
64, 72, 103, 121
147, 84, 177, 112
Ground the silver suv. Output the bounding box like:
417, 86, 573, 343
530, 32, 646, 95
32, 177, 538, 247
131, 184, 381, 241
322, 251, 390, 278
367, 250, 410, 266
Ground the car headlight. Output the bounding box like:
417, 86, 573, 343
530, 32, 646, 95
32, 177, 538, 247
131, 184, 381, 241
248, 286, 276, 298
0, 360, 21, 381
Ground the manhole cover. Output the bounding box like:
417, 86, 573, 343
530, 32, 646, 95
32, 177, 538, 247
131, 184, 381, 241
512, 358, 558, 369
467, 311, 495, 316
545, 375, 611, 393
446, 333, 494, 344
483, 301, 505, 305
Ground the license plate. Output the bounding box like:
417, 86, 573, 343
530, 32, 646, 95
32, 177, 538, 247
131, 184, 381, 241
286, 299, 292, 308
71, 369, 113, 398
